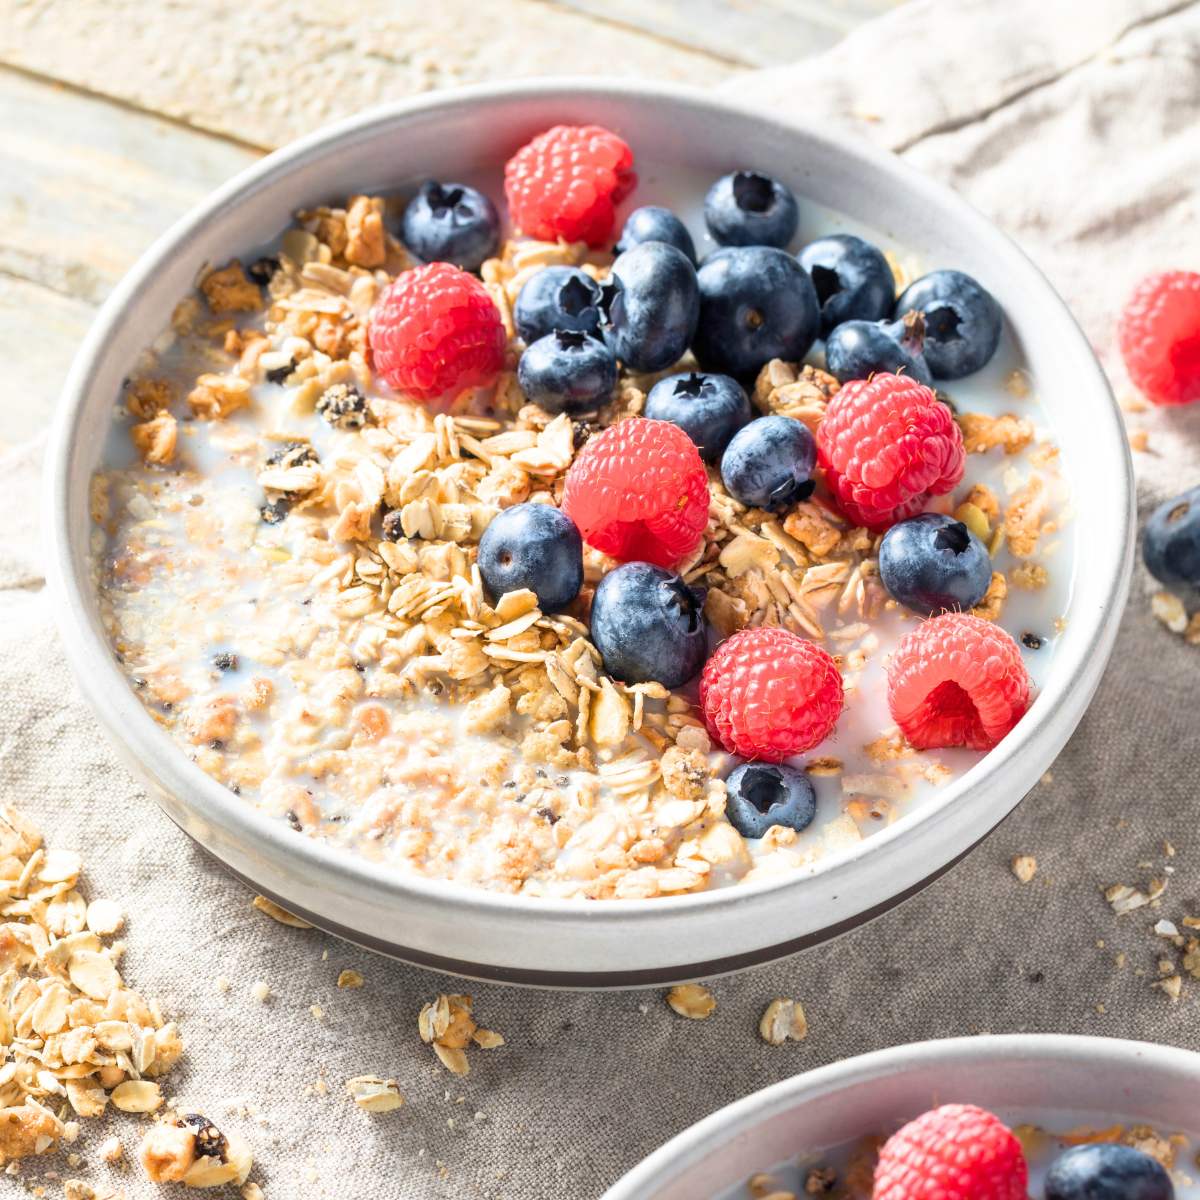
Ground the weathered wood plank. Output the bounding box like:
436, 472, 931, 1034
549, 0, 901, 65
0, 68, 259, 444
0, 0, 734, 151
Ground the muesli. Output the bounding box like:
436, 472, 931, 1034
92, 125, 1069, 899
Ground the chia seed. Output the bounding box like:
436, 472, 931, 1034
265, 441, 318, 468
246, 257, 280, 287
212, 652, 238, 672
1021, 632, 1043, 650
260, 498, 290, 525
381, 509, 406, 542
536, 807, 560, 825
315, 382, 368, 431
285, 810, 303, 832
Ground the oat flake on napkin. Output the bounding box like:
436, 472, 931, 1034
5, 1, 1200, 1195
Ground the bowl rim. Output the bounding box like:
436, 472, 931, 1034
602, 1033, 1200, 1198
46, 76, 1133, 930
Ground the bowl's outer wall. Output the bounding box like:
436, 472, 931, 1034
48, 81, 1133, 984
603, 1035, 1200, 1199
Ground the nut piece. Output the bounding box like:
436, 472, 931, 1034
337, 969, 365, 989
758, 998, 808, 1045
251, 895, 313, 928
346, 1076, 404, 1113
140, 1122, 196, 1182
665, 983, 716, 1020
111, 1080, 162, 1113
1010, 854, 1038, 883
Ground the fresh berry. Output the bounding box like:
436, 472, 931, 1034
700, 627, 843, 762
824, 312, 932, 386
1045, 1143, 1174, 1200
704, 170, 798, 248
879, 513, 992, 616
1119, 270, 1200, 405
874, 1104, 1027, 1200
615, 205, 697, 264
400, 181, 500, 273
887, 613, 1030, 751
560, 418, 708, 568
514, 266, 603, 344
723, 762, 816, 838
895, 269, 1003, 380
503, 124, 636, 248
589, 562, 707, 688
368, 262, 506, 403
720, 415, 816, 511
518, 331, 616, 414
1143, 484, 1200, 585
798, 233, 895, 336
477, 503, 583, 612
644, 371, 750, 463
600, 242, 699, 372
816, 373, 965, 530
693, 246, 820, 380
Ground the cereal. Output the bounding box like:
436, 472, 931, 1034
93, 193, 1069, 901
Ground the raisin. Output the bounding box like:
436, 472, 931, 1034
1021, 632, 1043, 650
260, 498, 290, 525
265, 357, 296, 385
180, 1113, 228, 1159
536, 807, 560, 825
247, 257, 280, 286
381, 509, 405, 541
265, 441, 318, 468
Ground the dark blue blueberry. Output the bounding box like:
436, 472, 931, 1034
693, 246, 819, 380
724, 763, 816, 839
895, 269, 1002, 379
589, 562, 707, 688
400, 181, 500, 273
1143, 484, 1200, 586
798, 233, 895, 336
600, 242, 699, 373
614, 205, 697, 264
720, 416, 816, 512
644, 371, 751, 463
704, 171, 798, 248
1045, 1143, 1174, 1200
477, 503, 583, 613
517, 331, 616, 414
513, 266, 603, 344
824, 313, 933, 386
879, 513, 992, 616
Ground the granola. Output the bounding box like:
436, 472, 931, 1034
91, 191, 1070, 900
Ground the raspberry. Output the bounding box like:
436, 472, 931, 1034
560, 418, 708, 569
874, 1104, 1028, 1200
887, 612, 1030, 751
815, 373, 964, 531
368, 262, 505, 404
504, 124, 636, 248
1119, 270, 1200, 405
699, 627, 843, 762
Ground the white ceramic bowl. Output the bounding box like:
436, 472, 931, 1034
47, 80, 1132, 987
604, 1035, 1200, 1198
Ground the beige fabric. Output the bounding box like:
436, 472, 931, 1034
7, 2, 1200, 1195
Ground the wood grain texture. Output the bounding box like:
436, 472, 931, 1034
0, 0, 734, 150
550, 0, 902, 65
0, 69, 259, 444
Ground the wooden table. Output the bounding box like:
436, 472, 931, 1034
0, 0, 894, 448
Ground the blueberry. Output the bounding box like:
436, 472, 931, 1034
589, 562, 707, 688
824, 313, 933, 386
1143, 485, 1200, 586
400, 181, 500, 273
724, 763, 816, 839
798, 233, 895, 336
1045, 1143, 1174, 1200
720, 416, 816, 511
895, 269, 1002, 379
600, 242, 700, 373
477, 503, 583, 613
614, 205, 697, 264
517, 331, 617, 414
693, 246, 820, 380
704, 171, 798, 248
644, 372, 751, 463
514, 266, 603, 344
879, 514, 992, 615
